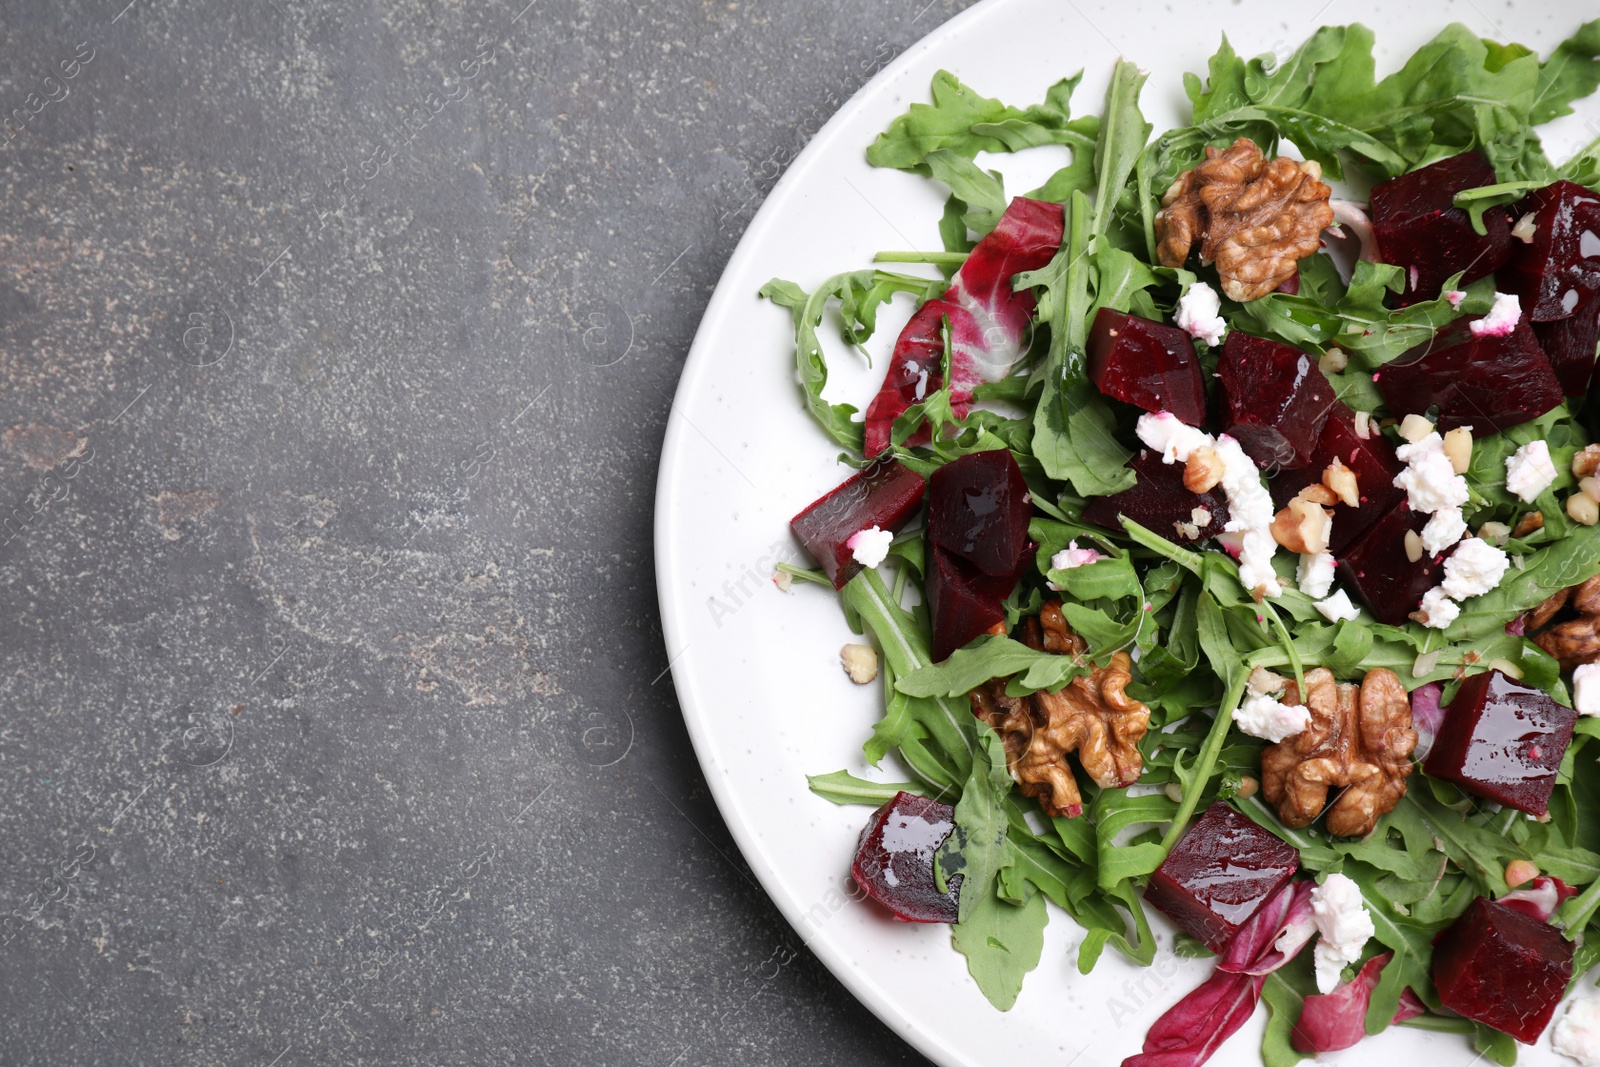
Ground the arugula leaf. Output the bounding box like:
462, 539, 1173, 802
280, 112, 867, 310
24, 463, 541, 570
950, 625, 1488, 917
924, 149, 1008, 236
806, 770, 919, 807
1532, 19, 1600, 126
896, 633, 1090, 697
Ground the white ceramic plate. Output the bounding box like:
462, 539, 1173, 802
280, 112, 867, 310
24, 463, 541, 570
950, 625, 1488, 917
655, 2, 1598, 1063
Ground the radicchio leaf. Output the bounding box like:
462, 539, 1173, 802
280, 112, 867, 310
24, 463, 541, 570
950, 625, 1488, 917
1393, 987, 1427, 1024
863, 197, 1063, 455
1290, 952, 1390, 1054
1409, 682, 1446, 761
1219, 880, 1316, 977
1497, 876, 1576, 922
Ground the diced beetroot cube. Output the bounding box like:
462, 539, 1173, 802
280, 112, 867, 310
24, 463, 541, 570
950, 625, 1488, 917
1498, 180, 1600, 321
850, 792, 961, 923
1270, 405, 1405, 555
1370, 151, 1513, 306
1376, 316, 1564, 437
928, 449, 1031, 577
1214, 331, 1338, 469
1082, 449, 1230, 546
1533, 288, 1600, 396
790, 460, 926, 589
1336, 502, 1445, 626
1432, 896, 1573, 1044
1422, 669, 1577, 817
1144, 803, 1299, 951
926, 543, 1028, 661
1087, 308, 1208, 426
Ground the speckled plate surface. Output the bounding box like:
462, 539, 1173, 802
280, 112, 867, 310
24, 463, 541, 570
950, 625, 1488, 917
656, 2, 1598, 1063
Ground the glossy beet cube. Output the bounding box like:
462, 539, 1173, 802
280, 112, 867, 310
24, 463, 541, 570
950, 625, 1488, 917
1082, 449, 1230, 546
1336, 503, 1445, 626
1214, 332, 1338, 470
1270, 405, 1405, 555
926, 543, 1027, 661
851, 792, 961, 923
1087, 308, 1208, 426
1534, 289, 1600, 397
1433, 896, 1573, 1043
1370, 151, 1513, 306
1498, 180, 1600, 321
928, 449, 1031, 577
1144, 803, 1299, 951
1422, 669, 1577, 816
1376, 316, 1564, 437
791, 459, 926, 589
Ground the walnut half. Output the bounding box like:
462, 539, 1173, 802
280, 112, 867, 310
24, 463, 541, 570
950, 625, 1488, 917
1261, 667, 1416, 838
1155, 138, 1335, 302
970, 603, 1150, 818
1529, 575, 1600, 668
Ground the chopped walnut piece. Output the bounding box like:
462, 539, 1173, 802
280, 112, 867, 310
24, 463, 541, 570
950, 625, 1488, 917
1529, 575, 1600, 669
1271, 497, 1331, 554
970, 604, 1149, 819
1260, 667, 1416, 838
1155, 138, 1335, 302
1513, 511, 1545, 538
840, 643, 879, 684
1184, 446, 1225, 494
1573, 443, 1600, 479
1322, 459, 1360, 508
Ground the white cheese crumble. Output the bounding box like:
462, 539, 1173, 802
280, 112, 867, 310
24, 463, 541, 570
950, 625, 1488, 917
1575, 663, 1600, 717
1311, 873, 1375, 995
1315, 589, 1361, 623
847, 526, 893, 568
1440, 537, 1511, 600
1470, 291, 1523, 337
1174, 281, 1228, 346
1444, 289, 1467, 308
1422, 507, 1467, 555
1553, 996, 1600, 1066
1506, 439, 1559, 503
1233, 693, 1311, 743
1416, 587, 1461, 629
1136, 412, 1281, 597
1297, 552, 1336, 599
1050, 541, 1104, 571
1394, 433, 1470, 515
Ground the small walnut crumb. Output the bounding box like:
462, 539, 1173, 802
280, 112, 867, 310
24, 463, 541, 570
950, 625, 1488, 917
1442, 427, 1474, 475
1295, 483, 1339, 507
1403, 529, 1424, 563
1512, 212, 1539, 243
1398, 414, 1435, 443
1514, 510, 1545, 538
1174, 520, 1201, 540
1352, 411, 1373, 440
1272, 497, 1331, 554
1318, 348, 1348, 375
840, 644, 879, 684
1322, 458, 1360, 508
1573, 444, 1600, 478
773, 569, 794, 593
1570, 493, 1600, 526
1247, 666, 1288, 696
1192, 506, 1213, 526
1184, 446, 1225, 494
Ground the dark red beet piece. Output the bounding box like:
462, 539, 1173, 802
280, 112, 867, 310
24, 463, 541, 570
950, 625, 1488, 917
926, 543, 1028, 661
1498, 180, 1600, 321
927, 449, 1031, 577
1432, 896, 1573, 1044
1336, 502, 1445, 626
1087, 308, 1208, 426
1422, 669, 1577, 816
1081, 449, 1229, 546
1376, 316, 1563, 437
1214, 331, 1338, 470
1144, 803, 1299, 952
1533, 289, 1600, 396
1370, 151, 1513, 306
1270, 405, 1405, 555
790, 460, 926, 589
850, 792, 961, 923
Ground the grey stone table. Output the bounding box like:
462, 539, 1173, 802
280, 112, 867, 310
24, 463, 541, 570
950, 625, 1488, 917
0, 1, 979, 1063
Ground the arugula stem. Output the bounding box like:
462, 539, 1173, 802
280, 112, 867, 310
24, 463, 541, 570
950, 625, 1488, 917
1158, 669, 1248, 853
873, 251, 970, 266
1261, 600, 1305, 693
1560, 875, 1600, 935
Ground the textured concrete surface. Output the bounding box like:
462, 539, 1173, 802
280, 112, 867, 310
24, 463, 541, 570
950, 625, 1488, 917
0, 1, 978, 1063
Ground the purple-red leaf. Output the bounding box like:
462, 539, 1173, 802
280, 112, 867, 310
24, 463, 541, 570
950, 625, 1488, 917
1409, 682, 1445, 761
1497, 876, 1576, 922
1121, 970, 1264, 1067
1392, 987, 1427, 1024
863, 198, 1063, 455
1219, 880, 1315, 977
1290, 952, 1391, 1054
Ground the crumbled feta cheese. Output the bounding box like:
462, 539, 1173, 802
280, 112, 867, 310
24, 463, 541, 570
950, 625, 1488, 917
1136, 411, 1213, 465
1175, 281, 1228, 346
1512, 212, 1539, 244
1050, 541, 1104, 571
1416, 587, 1461, 629
1233, 693, 1311, 743
1315, 589, 1361, 623
840, 643, 878, 684
1470, 292, 1523, 337
1422, 507, 1467, 555
1440, 537, 1510, 601
1506, 439, 1559, 503
1297, 552, 1336, 599
1311, 873, 1375, 994
1553, 996, 1600, 1065
1394, 434, 1470, 515
1444, 289, 1467, 308
847, 526, 893, 568
1575, 663, 1600, 717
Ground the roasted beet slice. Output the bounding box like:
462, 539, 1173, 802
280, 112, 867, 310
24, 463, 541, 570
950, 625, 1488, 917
790, 460, 926, 589
1369, 151, 1513, 306
1082, 449, 1229, 545
1144, 803, 1299, 951
1376, 316, 1563, 436
1087, 308, 1208, 426
927, 449, 1031, 577
851, 792, 961, 923
1269, 405, 1405, 555
1336, 502, 1445, 626
926, 543, 1028, 661
1214, 332, 1338, 470
1498, 180, 1600, 321
1432, 896, 1573, 1044
1422, 669, 1577, 816
1534, 289, 1600, 396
